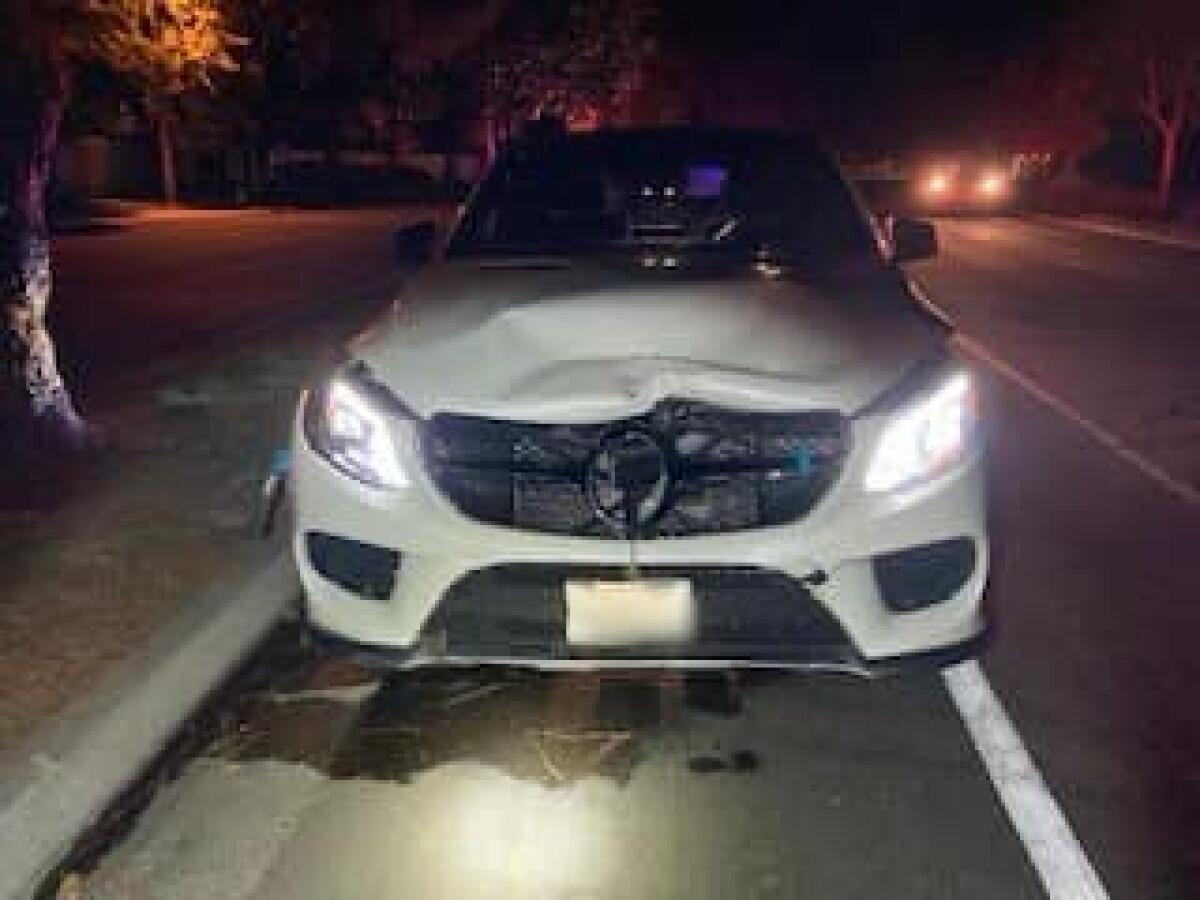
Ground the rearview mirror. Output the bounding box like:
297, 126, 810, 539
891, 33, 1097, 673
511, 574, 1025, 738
394, 220, 436, 267
889, 216, 937, 264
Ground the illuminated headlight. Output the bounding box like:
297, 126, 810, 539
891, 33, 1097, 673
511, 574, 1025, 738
303, 372, 410, 489
924, 172, 952, 195
863, 370, 979, 493
976, 171, 1007, 197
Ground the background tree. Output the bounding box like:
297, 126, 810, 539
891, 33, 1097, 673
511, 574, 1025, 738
384, 0, 509, 160
987, 51, 1104, 173
0, 0, 241, 452
233, 0, 649, 178
1116, 2, 1200, 211
1016, 0, 1200, 211
124, 2, 245, 203
476, 0, 655, 158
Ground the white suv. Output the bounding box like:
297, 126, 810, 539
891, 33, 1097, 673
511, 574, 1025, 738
291, 126, 988, 673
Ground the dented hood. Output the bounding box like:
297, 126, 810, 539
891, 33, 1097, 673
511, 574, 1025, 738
352, 258, 946, 420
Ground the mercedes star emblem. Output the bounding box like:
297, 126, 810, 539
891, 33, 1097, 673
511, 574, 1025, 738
585, 429, 671, 536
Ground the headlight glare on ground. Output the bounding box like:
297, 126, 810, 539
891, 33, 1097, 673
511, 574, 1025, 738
864, 370, 978, 493
304, 375, 409, 489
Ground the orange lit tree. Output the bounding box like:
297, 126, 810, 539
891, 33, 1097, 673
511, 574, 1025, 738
0, 0, 241, 453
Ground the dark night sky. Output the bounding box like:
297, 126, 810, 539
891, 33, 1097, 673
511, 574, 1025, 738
655, 0, 1069, 151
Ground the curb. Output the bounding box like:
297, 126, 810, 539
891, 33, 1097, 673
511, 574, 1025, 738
1031, 213, 1200, 252
0, 548, 295, 899
84, 200, 270, 221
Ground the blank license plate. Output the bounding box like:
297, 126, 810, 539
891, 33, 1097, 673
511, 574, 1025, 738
565, 579, 697, 647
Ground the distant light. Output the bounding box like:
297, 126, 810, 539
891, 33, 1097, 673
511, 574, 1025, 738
565, 105, 600, 132
976, 171, 1007, 198
923, 171, 952, 197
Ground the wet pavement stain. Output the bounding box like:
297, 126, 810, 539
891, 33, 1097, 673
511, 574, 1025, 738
687, 754, 728, 774
329, 670, 669, 786
207, 627, 775, 790
683, 671, 744, 716
731, 749, 761, 772
688, 749, 762, 775
204, 627, 380, 770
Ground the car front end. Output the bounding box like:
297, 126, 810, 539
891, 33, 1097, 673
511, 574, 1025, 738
289, 127, 990, 674
292, 351, 987, 674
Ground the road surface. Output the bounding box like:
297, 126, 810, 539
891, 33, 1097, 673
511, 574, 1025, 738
50, 207, 425, 403
923, 216, 1200, 489
69, 215, 1200, 899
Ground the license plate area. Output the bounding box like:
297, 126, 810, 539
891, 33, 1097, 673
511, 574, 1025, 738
565, 578, 697, 647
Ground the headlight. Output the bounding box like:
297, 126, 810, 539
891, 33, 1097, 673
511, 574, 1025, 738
975, 170, 1007, 198
863, 370, 979, 493
924, 171, 952, 196
303, 372, 410, 488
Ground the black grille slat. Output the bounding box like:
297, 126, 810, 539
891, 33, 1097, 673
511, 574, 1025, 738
424, 400, 847, 538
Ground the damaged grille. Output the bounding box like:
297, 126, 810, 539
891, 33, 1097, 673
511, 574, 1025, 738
423, 399, 847, 538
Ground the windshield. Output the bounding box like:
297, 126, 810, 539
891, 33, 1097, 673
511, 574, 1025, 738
448, 130, 878, 265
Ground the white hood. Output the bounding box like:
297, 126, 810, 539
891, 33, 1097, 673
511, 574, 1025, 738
353, 259, 946, 421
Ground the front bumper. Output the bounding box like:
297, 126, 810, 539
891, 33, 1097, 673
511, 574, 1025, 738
307, 620, 989, 677
291, 408, 989, 671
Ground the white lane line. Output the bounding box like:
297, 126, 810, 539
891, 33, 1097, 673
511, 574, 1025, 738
1029, 214, 1200, 254
954, 334, 1200, 507
944, 661, 1110, 900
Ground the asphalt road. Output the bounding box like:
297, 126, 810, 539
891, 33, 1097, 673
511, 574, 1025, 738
50, 208, 424, 405
921, 216, 1200, 489
73, 215, 1200, 899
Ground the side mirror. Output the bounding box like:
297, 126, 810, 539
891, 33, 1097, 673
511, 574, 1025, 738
889, 216, 937, 264
394, 220, 437, 267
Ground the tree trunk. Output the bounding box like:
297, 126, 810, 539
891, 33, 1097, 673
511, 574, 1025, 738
484, 115, 497, 166
0, 62, 91, 455
1155, 122, 1180, 214
155, 113, 179, 205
